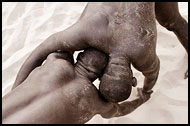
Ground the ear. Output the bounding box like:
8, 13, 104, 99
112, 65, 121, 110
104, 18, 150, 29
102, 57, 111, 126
132, 77, 137, 87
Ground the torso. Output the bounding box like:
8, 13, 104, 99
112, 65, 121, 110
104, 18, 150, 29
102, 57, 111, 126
80, 2, 157, 64
2, 59, 101, 124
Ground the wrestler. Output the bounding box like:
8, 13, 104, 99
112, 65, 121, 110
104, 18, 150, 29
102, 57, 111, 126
12, 2, 188, 103
2, 48, 152, 124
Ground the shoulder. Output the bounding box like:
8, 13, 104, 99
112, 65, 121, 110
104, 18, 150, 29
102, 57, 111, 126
45, 53, 76, 82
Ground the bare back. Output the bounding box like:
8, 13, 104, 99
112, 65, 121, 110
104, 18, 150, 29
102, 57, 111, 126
2, 56, 104, 124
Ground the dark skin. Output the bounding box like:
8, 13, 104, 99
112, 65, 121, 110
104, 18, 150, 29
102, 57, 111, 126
2, 48, 152, 124
12, 2, 188, 102
155, 2, 188, 79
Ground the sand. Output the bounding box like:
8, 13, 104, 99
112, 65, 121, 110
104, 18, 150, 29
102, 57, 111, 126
2, 2, 188, 124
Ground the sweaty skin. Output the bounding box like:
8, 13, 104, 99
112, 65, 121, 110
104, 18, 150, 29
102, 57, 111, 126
2, 48, 152, 124
12, 2, 188, 102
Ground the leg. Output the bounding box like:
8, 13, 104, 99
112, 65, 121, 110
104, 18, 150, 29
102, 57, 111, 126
155, 2, 188, 79
142, 56, 160, 92
155, 2, 188, 53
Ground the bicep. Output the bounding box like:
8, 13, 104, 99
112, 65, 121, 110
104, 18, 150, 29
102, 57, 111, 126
12, 22, 89, 89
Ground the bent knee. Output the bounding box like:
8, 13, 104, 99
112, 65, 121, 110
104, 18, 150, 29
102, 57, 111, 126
156, 13, 184, 31
155, 2, 182, 31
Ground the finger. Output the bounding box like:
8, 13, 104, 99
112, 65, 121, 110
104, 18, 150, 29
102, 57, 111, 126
75, 48, 108, 82
12, 22, 89, 90
99, 56, 133, 103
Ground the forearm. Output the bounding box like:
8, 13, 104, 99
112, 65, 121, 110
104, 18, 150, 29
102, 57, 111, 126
142, 57, 160, 92
12, 25, 88, 90
174, 16, 188, 53
115, 98, 144, 117
143, 76, 158, 92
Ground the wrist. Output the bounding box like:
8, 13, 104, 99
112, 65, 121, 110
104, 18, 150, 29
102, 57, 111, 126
142, 88, 152, 93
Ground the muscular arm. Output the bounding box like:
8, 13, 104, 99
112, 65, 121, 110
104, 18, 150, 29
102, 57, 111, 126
100, 99, 143, 119
115, 88, 152, 117
142, 56, 160, 92
101, 88, 152, 118
114, 98, 144, 117
12, 22, 88, 89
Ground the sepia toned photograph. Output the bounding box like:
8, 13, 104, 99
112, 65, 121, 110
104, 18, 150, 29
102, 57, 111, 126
2, 2, 188, 124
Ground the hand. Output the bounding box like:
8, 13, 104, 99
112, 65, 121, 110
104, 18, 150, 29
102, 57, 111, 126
137, 88, 153, 103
